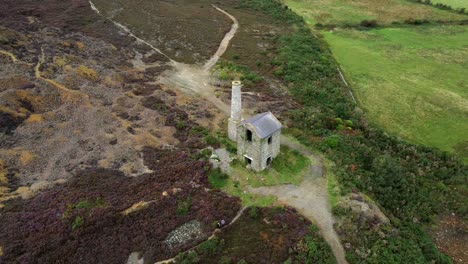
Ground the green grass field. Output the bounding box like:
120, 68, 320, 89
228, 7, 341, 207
284, 0, 467, 25
432, 0, 468, 9
284, 0, 468, 159
324, 25, 468, 156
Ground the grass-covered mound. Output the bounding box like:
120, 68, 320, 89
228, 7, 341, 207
176, 206, 336, 263
0, 148, 241, 263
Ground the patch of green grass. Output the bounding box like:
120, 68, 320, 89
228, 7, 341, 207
208, 168, 229, 189
214, 60, 263, 85
427, 0, 468, 9
75, 198, 105, 209
231, 146, 310, 187
198, 238, 220, 255
221, 178, 277, 207
322, 25, 468, 157
63, 198, 106, 219
218, 145, 310, 207
176, 197, 192, 216
284, 0, 466, 26
71, 216, 84, 231
325, 160, 341, 208
271, 147, 310, 177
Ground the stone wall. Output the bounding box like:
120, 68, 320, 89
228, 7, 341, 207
236, 124, 281, 171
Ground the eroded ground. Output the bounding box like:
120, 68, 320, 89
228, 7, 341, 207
0, 0, 227, 206
0, 0, 323, 262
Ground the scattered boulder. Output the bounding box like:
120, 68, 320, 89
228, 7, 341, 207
164, 220, 203, 249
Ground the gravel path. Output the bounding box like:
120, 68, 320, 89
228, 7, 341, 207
89, 2, 347, 262
247, 136, 348, 264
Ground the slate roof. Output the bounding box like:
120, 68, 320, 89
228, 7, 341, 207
240, 112, 282, 139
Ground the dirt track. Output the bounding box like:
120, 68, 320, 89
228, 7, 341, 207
89, 2, 347, 262
248, 136, 348, 264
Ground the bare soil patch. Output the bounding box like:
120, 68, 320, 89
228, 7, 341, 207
429, 214, 468, 263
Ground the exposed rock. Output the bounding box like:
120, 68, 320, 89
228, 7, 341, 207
164, 220, 203, 249
121, 201, 150, 216
338, 192, 389, 226
209, 148, 232, 173
126, 252, 144, 264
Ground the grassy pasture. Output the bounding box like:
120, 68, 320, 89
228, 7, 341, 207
323, 25, 468, 157
284, 0, 468, 158
432, 0, 468, 9
284, 0, 467, 25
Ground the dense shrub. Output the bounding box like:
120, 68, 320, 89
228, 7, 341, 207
179, 207, 335, 263
360, 19, 378, 27
238, 0, 467, 262
208, 168, 229, 189
0, 148, 241, 263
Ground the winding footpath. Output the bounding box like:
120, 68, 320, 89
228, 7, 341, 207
248, 136, 348, 264
88, 2, 347, 263
154, 206, 248, 264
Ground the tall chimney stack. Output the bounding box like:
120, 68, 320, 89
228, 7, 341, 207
228, 81, 242, 141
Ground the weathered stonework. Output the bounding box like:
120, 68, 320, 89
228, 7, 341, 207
236, 124, 281, 171
228, 81, 282, 172
228, 81, 242, 141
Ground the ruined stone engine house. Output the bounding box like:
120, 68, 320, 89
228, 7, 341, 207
228, 81, 282, 171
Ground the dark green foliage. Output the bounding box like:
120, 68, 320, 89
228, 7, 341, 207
176, 120, 188, 130
184, 207, 334, 263
248, 207, 258, 219
290, 225, 336, 263
0, 149, 242, 263
360, 19, 378, 27
238, 0, 467, 262
198, 238, 220, 255
215, 60, 263, 86
208, 168, 229, 189
177, 250, 200, 264
325, 135, 340, 149
271, 147, 309, 175
177, 197, 192, 216
236, 0, 304, 24
192, 148, 213, 161
75, 197, 105, 210
409, 0, 468, 15
71, 216, 84, 231
203, 134, 219, 145
274, 29, 354, 119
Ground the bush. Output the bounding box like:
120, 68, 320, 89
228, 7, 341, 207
176, 120, 187, 130
71, 216, 84, 231
204, 135, 219, 145
325, 135, 340, 148
176, 197, 192, 216
208, 168, 229, 189
198, 238, 219, 255
360, 20, 378, 27
248, 207, 258, 219
237, 0, 467, 262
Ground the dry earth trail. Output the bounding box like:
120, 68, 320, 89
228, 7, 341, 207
89, 2, 347, 263
248, 136, 348, 264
